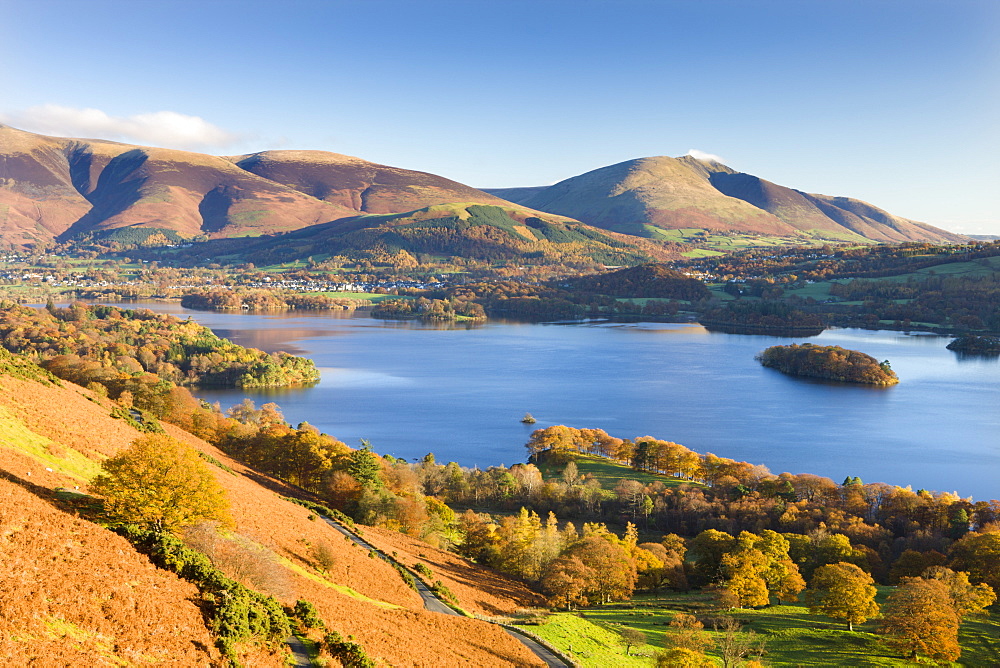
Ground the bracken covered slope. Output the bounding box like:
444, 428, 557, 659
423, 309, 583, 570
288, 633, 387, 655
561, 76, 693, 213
0, 125, 349, 244
229, 149, 514, 215
0, 351, 544, 666
0, 125, 548, 248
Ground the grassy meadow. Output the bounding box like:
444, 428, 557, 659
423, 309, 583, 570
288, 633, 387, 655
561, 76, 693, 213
518, 589, 1000, 667
536, 453, 697, 491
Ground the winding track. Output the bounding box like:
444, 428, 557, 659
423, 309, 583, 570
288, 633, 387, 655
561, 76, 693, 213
285, 635, 312, 667
321, 517, 570, 667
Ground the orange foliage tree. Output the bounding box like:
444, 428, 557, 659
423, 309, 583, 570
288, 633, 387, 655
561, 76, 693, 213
90, 434, 231, 532
804, 562, 879, 631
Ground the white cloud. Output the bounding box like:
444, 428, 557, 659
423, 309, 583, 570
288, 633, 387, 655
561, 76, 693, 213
686, 149, 727, 164
0, 104, 241, 150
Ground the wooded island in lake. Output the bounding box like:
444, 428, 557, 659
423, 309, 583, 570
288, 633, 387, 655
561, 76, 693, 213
757, 343, 899, 386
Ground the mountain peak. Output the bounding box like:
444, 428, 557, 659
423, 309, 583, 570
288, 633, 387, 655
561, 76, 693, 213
484, 155, 966, 244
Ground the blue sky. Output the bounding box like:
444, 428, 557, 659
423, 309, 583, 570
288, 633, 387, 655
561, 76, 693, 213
2, 0, 998, 233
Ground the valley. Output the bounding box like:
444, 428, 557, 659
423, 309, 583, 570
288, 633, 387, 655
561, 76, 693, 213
0, 124, 997, 667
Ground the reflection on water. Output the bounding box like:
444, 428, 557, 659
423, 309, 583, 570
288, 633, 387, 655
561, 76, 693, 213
209, 328, 338, 355
320, 368, 415, 389
93, 302, 1000, 501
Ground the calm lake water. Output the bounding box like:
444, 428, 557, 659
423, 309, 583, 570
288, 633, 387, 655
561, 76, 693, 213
108, 303, 1000, 501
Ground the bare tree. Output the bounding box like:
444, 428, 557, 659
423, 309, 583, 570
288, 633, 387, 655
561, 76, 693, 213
714, 617, 765, 668
618, 626, 647, 656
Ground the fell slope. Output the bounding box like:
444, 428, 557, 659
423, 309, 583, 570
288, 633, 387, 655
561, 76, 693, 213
0, 474, 219, 665
230, 149, 514, 214
0, 124, 348, 243
0, 126, 556, 248
172, 202, 684, 266
0, 351, 544, 667
486, 156, 966, 244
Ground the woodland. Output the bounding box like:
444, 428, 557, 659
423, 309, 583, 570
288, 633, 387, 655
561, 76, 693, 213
0, 302, 319, 388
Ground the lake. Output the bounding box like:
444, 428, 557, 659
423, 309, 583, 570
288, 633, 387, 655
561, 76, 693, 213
106, 303, 1000, 501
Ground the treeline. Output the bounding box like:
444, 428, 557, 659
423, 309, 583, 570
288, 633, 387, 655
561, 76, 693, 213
757, 344, 899, 385
562, 264, 712, 301
181, 289, 367, 311
518, 426, 1000, 585
410, 280, 690, 321
681, 241, 999, 284
0, 302, 318, 389
700, 301, 826, 334
827, 273, 1000, 332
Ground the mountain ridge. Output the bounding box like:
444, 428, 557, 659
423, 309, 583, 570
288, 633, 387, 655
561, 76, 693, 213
483, 155, 966, 245
0, 125, 966, 252
0, 126, 539, 247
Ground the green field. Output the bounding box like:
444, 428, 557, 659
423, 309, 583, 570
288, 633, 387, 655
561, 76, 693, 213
783, 255, 1000, 302
537, 453, 698, 491
647, 227, 819, 251
515, 612, 656, 666
522, 590, 1000, 667
314, 291, 408, 304
681, 248, 727, 258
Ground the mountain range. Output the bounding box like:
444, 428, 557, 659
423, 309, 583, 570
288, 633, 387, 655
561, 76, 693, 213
0, 125, 964, 257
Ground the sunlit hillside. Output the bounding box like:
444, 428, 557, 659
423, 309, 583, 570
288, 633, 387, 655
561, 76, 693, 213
0, 349, 545, 666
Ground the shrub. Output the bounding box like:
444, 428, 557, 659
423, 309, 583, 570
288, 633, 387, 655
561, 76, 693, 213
182, 522, 293, 599
114, 525, 291, 660
291, 599, 325, 631
324, 630, 377, 668
312, 540, 338, 573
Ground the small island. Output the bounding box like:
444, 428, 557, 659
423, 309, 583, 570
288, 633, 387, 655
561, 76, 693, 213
946, 335, 1000, 355
757, 343, 899, 386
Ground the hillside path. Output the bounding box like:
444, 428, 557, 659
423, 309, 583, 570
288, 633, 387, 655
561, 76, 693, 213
320, 516, 570, 666
502, 628, 569, 668
322, 518, 456, 615
285, 635, 312, 667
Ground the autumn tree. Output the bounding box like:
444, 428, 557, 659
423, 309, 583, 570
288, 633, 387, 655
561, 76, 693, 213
718, 531, 804, 607
804, 562, 879, 631
655, 648, 715, 668
636, 542, 687, 591
561, 535, 637, 604
663, 613, 712, 654
756, 530, 806, 603
921, 566, 996, 619
90, 434, 231, 531
879, 577, 960, 662
687, 529, 735, 586
540, 555, 593, 610
948, 528, 1000, 592
721, 540, 770, 608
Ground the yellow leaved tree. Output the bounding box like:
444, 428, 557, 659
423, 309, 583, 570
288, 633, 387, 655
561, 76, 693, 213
91, 434, 232, 532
